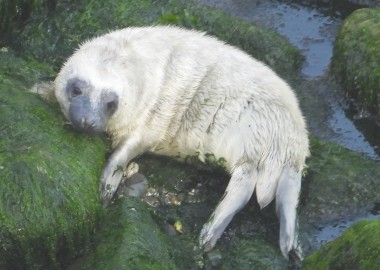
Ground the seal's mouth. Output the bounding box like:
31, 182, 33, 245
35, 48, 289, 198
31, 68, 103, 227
70, 117, 104, 134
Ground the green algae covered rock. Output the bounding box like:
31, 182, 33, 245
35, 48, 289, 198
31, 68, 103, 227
331, 8, 380, 119
303, 220, 380, 269
300, 137, 380, 223
220, 237, 288, 270
70, 157, 288, 270
0, 50, 107, 269
0, 0, 56, 39
69, 197, 182, 270
77, 0, 302, 78
163, 0, 302, 79
15, 0, 302, 79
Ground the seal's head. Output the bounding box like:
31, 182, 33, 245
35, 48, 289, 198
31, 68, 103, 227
54, 42, 125, 134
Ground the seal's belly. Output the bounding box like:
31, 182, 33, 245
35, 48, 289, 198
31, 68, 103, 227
151, 139, 205, 162
150, 131, 230, 171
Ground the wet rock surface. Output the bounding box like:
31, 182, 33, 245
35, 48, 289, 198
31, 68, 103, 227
68, 197, 181, 270
349, 0, 380, 6
303, 220, 380, 269
332, 8, 380, 120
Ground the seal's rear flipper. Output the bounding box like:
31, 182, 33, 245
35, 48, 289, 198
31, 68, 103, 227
199, 163, 257, 251
275, 167, 302, 259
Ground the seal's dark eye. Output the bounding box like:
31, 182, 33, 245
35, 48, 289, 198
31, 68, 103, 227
66, 78, 88, 100
103, 92, 119, 116
107, 100, 117, 114
72, 86, 82, 97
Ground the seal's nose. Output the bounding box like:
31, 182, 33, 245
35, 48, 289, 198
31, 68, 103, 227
68, 95, 104, 134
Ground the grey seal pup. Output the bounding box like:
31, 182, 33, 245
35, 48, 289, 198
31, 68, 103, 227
54, 26, 309, 259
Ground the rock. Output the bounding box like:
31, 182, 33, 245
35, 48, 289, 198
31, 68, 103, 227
303, 220, 380, 269
68, 198, 181, 270
300, 137, 380, 224
116, 162, 148, 199
14, 0, 302, 79
218, 237, 288, 270
349, 0, 380, 7
0, 50, 108, 269
331, 8, 380, 120
0, 0, 56, 38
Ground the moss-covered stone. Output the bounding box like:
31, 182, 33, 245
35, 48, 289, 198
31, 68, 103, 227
13, 0, 302, 78
349, 0, 380, 7
160, 0, 303, 79
69, 199, 290, 269
0, 50, 108, 269
69, 198, 181, 270
220, 237, 288, 270
300, 137, 380, 223
303, 220, 380, 269
0, 0, 56, 40
331, 8, 380, 119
